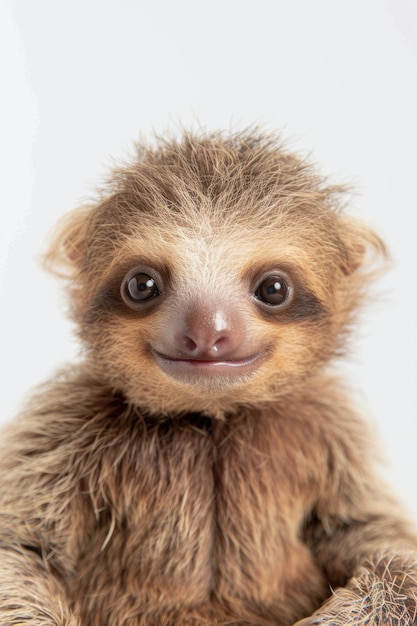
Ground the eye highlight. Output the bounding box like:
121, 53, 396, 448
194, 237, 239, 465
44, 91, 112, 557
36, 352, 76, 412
255, 276, 289, 306
124, 272, 160, 303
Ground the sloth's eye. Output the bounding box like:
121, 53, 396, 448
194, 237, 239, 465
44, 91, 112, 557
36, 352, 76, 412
125, 273, 159, 302
255, 276, 289, 306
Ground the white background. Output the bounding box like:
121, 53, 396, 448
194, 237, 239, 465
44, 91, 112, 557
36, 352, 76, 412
1, 1, 416, 519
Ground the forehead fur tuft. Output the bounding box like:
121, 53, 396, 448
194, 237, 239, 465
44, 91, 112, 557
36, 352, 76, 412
106, 128, 347, 223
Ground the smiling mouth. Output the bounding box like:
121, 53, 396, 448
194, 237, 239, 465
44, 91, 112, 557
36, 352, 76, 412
152, 350, 266, 380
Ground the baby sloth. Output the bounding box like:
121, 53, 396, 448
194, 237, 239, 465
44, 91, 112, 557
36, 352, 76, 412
1, 130, 417, 626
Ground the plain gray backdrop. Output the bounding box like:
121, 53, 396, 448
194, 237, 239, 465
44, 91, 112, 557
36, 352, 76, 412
1, 0, 416, 519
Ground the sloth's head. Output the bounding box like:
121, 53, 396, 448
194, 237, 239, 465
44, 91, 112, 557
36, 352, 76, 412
45, 130, 386, 417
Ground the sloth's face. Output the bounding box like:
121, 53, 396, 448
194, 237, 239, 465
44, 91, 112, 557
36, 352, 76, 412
80, 222, 338, 416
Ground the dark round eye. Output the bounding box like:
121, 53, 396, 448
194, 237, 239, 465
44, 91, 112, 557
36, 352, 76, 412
255, 276, 289, 306
125, 273, 159, 302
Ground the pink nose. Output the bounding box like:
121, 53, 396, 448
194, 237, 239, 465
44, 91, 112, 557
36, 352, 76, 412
178, 307, 241, 358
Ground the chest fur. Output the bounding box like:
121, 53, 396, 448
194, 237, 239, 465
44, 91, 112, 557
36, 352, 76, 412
69, 414, 325, 622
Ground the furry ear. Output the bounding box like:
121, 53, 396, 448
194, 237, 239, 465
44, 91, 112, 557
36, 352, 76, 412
42, 205, 92, 280
339, 216, 388, 276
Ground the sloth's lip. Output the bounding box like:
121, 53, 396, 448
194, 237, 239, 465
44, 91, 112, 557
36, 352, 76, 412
152, 350, 265, 378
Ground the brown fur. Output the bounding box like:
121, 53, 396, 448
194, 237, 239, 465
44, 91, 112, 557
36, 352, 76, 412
1, 129, 416, 625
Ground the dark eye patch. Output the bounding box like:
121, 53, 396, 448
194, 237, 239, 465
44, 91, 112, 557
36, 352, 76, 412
85, 258, 168, 323
250, 262, 327, 323
287, 287, 325, 321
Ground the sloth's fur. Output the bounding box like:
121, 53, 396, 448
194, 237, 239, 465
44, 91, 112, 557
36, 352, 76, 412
0, 130, 416, 625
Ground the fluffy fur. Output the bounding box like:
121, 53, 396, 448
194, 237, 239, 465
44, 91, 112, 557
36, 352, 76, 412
0, 129, 416, 625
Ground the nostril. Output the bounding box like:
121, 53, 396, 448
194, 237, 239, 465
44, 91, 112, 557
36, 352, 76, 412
183, 336, 198, 352
211, 335, 229, 354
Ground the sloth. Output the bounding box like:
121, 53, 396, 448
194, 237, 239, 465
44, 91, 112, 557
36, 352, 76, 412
0, 129, 416, 626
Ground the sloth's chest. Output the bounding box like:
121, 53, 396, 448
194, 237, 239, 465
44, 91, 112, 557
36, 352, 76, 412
118, 418, 299, 586
71, 417, 325, 620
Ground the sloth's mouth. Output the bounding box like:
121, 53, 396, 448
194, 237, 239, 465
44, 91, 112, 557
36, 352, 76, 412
152, 350, 265, 381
